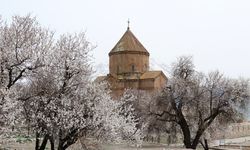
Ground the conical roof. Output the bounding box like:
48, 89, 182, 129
109, 28, 149, 56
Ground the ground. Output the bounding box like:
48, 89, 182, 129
0, 138, 188, 150
2, 136, 250, 150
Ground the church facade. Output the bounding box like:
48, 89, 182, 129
96, 26, 167, 96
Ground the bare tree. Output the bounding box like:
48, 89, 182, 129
152, 56, 249, 149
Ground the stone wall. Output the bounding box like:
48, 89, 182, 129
225, 122, 250, 138
214, 122, 250, 139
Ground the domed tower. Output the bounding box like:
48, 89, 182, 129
109, 26, 149, 78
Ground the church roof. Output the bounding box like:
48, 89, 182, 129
109, 28, 149, 56
95, 71, 167, 81
140, 71, 167, 80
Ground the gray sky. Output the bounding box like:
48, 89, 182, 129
1, 0, 250, 78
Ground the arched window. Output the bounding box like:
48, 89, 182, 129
131, 64, 135, 72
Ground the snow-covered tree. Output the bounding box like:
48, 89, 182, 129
121, 89, 178, 144
20, 77, 141, 150
16, 30, 140, 149
0, 14, 53, 132
151, 56, 249, 149
0, 14, 141, 150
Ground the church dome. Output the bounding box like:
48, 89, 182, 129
109, 28, 149, 56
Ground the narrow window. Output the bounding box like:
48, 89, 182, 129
144, 64, 148, 71
131, 64, 135, 72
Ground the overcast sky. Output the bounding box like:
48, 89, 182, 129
1, 0, 250, 78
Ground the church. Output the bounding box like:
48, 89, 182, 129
96, 25, 167, 96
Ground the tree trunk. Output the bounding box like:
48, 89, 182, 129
178, 118, 192, 148
57, 143, 64, 150
203, 139, 209, 150
49, 136, 55, 150
200, 138, 209, 150
58, 130, 64, 150
191, 113, 218, 149
170, 95, 192, 148
35, 132, 40, 150
39, 134, 49, 150
191, 129, 204, 149
57, 145, 63, 150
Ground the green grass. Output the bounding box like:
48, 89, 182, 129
15, 135, 32, 143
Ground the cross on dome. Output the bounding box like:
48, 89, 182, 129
127, 19, 130, 30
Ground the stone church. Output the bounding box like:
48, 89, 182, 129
96, 26, 167, 96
